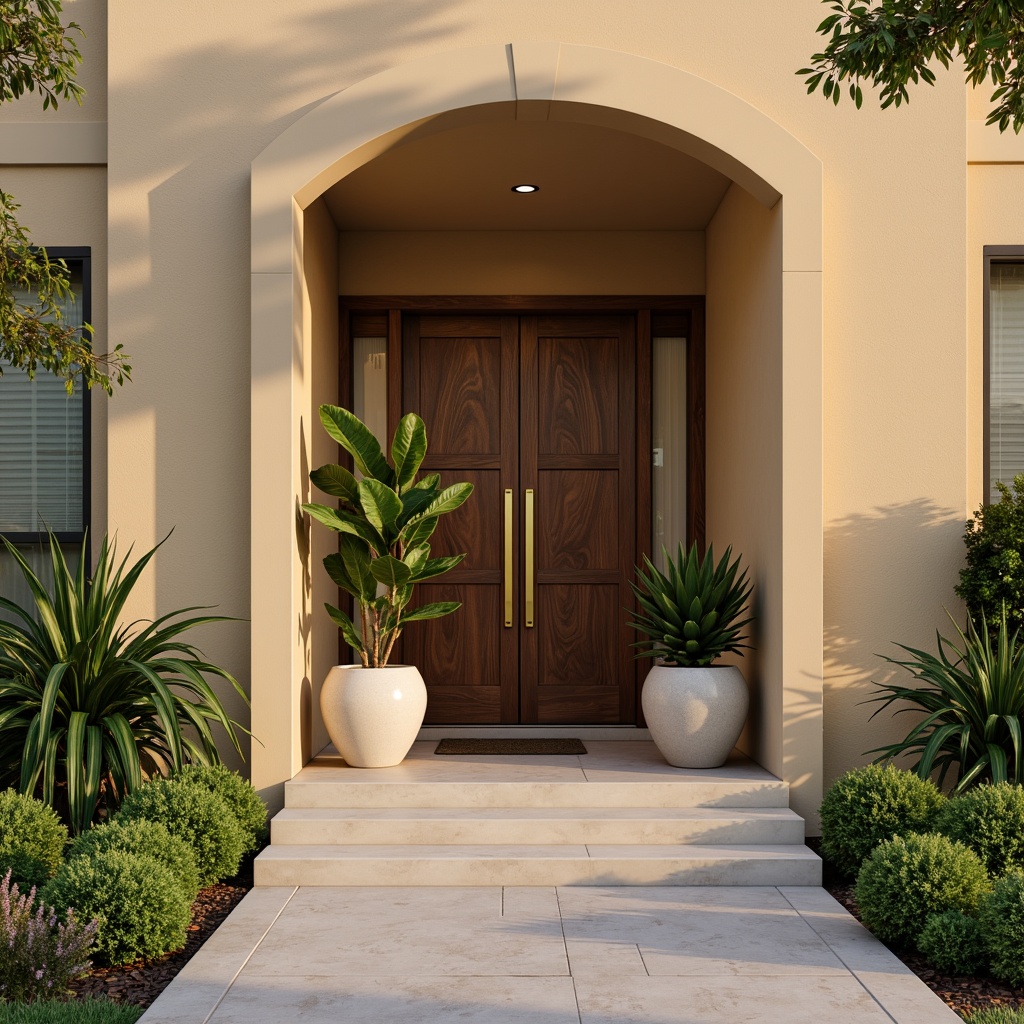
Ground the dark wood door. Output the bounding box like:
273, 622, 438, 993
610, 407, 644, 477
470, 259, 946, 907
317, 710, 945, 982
402, 313, 635, 725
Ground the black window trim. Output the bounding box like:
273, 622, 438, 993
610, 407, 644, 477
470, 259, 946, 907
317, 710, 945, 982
2, 246, 92, 549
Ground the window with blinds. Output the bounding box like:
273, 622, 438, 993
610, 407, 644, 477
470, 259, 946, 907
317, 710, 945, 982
987, 251, 1024, 501
0, 251, 89, 539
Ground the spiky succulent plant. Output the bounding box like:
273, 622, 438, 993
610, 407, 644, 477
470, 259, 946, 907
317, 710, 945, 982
629, 543, 753, 667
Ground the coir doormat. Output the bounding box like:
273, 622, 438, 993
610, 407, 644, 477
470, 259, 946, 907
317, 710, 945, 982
434, 738, 587, 755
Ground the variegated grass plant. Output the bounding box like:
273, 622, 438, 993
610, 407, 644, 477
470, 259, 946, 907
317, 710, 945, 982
0, 533, 248, 834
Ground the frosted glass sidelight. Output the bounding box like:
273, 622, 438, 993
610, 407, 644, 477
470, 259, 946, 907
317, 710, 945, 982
652, 336, 687, 574
991, 264, 1024, 501
352, 337, 387, 451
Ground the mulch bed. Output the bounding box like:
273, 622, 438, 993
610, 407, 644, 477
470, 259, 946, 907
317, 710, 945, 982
66, 858, 254, 1009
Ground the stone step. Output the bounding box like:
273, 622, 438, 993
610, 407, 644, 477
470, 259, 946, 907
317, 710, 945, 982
254, 843, 822, 887
270, 806, 806, 846
283, 779, 791, 809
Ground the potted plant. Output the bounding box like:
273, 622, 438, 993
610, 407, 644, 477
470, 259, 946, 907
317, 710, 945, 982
629, 542, 754, 768
303, 405, 473, 767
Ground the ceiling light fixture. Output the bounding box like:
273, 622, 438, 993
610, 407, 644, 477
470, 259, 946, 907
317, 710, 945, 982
511, 183, 539, 193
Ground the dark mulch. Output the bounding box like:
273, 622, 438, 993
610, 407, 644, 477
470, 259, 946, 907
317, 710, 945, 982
66, 856, 254, 1010
807, 840, 1024, 1021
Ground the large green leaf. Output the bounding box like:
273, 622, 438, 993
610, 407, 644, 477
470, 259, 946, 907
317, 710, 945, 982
391, 413, 428, 492
370, 555, 413, 589
337, 533, 375, 602
417, 482, 474, 520
409, 554, 465, 582
309, 463, 360, 504
402, 601, 461, 622
303, 503, 387, 553
326, 603, 365, 656
358, 479, 403, 537
318, 404, 395, 485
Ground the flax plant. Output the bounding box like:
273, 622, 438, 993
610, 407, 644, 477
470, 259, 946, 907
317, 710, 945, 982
867, 608, 1024, 792
0, 533, 248, 834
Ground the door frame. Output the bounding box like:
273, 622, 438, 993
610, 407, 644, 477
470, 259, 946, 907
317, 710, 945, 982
337, 295, 707, 725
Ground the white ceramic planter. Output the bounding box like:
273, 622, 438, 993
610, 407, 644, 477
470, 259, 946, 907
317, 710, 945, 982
320, 664, 427, 768
641, 664, 749, 769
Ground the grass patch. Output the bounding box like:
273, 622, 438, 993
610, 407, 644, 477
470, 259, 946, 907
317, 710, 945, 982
966, 1008, 1024, 1024
0, 999, 143, 1023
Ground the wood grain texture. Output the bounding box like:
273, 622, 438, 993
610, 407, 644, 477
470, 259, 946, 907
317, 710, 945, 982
536, 585, 619, 689
537, 470, 618, 570
427, 469, 501, 572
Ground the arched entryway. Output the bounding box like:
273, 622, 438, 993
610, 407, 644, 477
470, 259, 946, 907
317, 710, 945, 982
249, 42, 823, 824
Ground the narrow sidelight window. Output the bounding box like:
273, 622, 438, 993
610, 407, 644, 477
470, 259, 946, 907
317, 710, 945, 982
986, 248, 1024, 500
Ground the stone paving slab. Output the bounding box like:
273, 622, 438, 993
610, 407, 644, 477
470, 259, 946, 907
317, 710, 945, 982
138, 886, 963, 1024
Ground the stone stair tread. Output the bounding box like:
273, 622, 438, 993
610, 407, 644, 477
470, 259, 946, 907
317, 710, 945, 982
272, 806, 802, 821
257, 843, 819, 859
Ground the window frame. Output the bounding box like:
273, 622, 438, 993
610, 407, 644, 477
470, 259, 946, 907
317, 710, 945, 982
1, 246, 92, 548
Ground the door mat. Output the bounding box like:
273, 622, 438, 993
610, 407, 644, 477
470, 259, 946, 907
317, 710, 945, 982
434, 738, 588, 755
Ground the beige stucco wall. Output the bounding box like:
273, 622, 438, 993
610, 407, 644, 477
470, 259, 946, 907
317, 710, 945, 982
339, 231, 705, 295
52, 0, 969, 812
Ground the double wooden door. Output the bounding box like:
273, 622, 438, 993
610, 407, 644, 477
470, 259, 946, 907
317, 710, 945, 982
401, 314, 637, 725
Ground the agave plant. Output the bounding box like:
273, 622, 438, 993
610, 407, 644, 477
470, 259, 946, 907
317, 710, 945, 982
303, 405, 473, 667
866, 608, 1024, 791
0, 533, 249, 834
629, 542, 753, 667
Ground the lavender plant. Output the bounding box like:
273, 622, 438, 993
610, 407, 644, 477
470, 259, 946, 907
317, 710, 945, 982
0, 870, 97, 1003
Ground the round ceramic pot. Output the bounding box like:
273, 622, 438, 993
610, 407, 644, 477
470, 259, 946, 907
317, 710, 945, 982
641, 664, 749, 769
320, 664, 427, 768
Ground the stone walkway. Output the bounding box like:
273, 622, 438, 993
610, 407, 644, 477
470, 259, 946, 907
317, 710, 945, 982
138, 884, 962, 1023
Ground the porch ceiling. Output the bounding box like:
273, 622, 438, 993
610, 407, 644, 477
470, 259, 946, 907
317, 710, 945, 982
322, 119, 732, 232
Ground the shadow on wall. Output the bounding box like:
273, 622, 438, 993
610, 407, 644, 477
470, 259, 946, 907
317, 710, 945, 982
107, 1, 470, 773
823, 497, 965, 783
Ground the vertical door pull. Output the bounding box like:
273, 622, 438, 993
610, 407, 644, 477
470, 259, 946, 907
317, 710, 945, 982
525, 488, 535, 628
504, 489, 513, 627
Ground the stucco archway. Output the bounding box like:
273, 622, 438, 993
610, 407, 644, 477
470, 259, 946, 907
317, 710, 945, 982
249, 42, 823, 823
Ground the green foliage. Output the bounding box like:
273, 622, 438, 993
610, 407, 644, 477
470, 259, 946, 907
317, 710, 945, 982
855, 832, 990, 947
69, 819, 199, 903
0, 999, 143, 1024
798, 0, 1024, 133
303, 406, 474, 667
916, 909, 986, 975
0, 871, 97, 1002
935, 782, 1024, 877
42, 849, 189, 967
967, 1009, 1024, 1024
114, 777, 245, 887
819, 764, 944, 879
865, 609, 1024, 791
172, 763, 267, 854
956, 475, 1024, 634
0, 0, 84, 108
0, 789, 67, 889
628, 542, 753, 667
0, 532, 250, 835
979, 871, 1024, 987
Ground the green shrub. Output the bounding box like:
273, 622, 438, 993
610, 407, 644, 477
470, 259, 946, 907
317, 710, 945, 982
0, 532, 249, 835
0, 790, 68, 889
42, 849, 190, 966
916, 909, 986, 974
855, 832, 990, 947
956, 474, 1024, 636
114, 777, 244, 886
979, 871, 1024, 987
967, 1010, 1024, 1024
0, 997, 144, 1023
935, 782, 1024, 876
819, 764, 945, 878
69, 818, 200, 902
0, 871, 98, 1002
173, 763, 267, 853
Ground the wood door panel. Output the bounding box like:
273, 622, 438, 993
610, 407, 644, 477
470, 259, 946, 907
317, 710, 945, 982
538, 336, 618, 456
427, 469, 501, 573
537, 470, 619, 570
536, 585, 619, 689
417, 334, 502, 456
536, 689, 620, 724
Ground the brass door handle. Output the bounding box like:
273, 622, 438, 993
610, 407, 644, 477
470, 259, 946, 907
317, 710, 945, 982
504, 489, 513, 627
525, 488, 535, 628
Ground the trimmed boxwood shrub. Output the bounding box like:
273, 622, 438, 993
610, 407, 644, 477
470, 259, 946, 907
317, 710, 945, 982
114, 777, 245, 886
819, 764, 945, 878
916, 909, 986, 975
0, 789, 68, 890
979, 871, 1024, 987
173, 763, 267, 853
935, 782, 1024, 877
855, 832, 990, 947
69, 819, 200, 902
42, 850, 190, 966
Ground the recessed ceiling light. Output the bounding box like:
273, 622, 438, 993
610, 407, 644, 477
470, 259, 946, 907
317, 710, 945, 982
511, 183, 539, 193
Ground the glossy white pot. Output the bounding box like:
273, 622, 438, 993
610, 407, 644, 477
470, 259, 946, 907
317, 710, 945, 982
320, 664, 427, 768
641, 665, 749, 769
